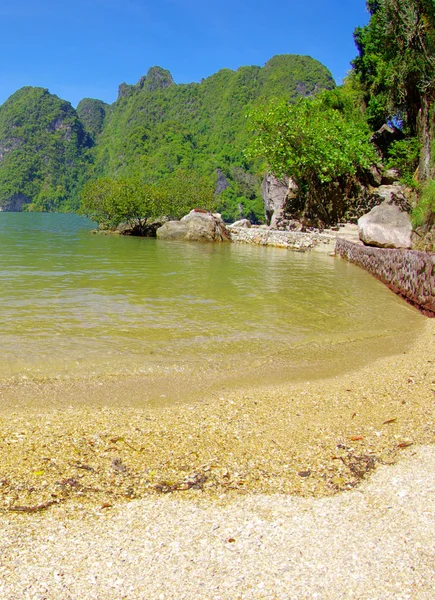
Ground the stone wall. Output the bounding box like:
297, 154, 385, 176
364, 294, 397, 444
336, 238, 435, 316
229, 226, 335, 251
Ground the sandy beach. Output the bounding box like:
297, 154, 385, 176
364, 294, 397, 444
0, 313, 434, 597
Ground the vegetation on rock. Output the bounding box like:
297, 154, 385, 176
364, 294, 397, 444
352, 0, 435, 234
0, 55, 334, 222
249, 1, 435, 232
2, 12, 435, 237
0, 87, 91, 212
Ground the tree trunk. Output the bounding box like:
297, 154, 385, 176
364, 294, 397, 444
418, 95, 432, 181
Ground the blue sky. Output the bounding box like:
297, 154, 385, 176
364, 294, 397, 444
0, 0, 369, 108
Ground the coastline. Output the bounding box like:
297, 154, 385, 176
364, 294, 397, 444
0, 311, 433, 514
1, 302, 434, 598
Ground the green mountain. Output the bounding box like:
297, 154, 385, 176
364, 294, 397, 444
0, 87, 91, 211
0, 55, 335, 218
76, 98, 108, 140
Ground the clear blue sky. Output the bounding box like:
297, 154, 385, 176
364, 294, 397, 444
1, 0, 369, 108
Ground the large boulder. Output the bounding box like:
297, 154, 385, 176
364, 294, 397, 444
228, 218, 251, 229
358, 200, 412, 249
261, 174, 298, 228
156, 209, 231, 242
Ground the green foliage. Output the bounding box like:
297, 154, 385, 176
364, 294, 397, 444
79, 170, 217, 228
246, 91, 378, 224
90, 56, 334, 223
386, 138, 420, 186
0, 87, 91, 211
412, 178, 435, 227
248, 94, 376, 186
157, 169, 217, 219
352, 0, 435, 133
0, 56, 334, 218
76, 98, 108, 139
217, 167, 264, 222
79, 177, 158, 229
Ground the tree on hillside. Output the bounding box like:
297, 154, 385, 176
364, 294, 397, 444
353, 0, 435, 179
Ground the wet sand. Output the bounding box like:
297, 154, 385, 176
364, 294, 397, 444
0, 313, 434, 515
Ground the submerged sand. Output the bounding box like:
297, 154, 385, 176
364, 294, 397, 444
0, 314, 434, 515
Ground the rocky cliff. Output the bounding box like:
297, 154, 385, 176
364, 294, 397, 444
0, 87, 91, 211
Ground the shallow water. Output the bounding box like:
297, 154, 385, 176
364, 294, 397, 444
0, 213, 424, 388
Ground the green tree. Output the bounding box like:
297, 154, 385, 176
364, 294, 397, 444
79, 170, 217, 230
247, 94, 376, 223
80, 177, 159, 230
158, 169, 217, 218
353, 0, 435, 179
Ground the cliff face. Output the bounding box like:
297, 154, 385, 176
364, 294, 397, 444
0, 55, 335, 215
91, 55, 335, 222
76, 98, 108, 140
0, 87, 91, 211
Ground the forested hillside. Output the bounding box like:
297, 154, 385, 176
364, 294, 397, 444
0, 87, 91, 212
0, 55, 335, 219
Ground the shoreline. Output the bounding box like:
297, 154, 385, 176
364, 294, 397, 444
1, 313, 434, 516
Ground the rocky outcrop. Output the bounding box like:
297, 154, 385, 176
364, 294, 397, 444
370, 124, 404, 156
0, 193, 31, 212
261, 174, 299, 228
156, 210, 231, 243
358, 200, 412, 249
369, 184, 411, 212
381, 169, 400, 186
118, 67, 174, 100
76, 98, 108, 139
228, 219, 251, 228
215, 168, 230, 195
336, 238, 435, 316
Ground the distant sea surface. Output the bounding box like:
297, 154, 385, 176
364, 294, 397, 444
0, 213, 424, 388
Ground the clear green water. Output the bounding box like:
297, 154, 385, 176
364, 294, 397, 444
0, 213, 424, 385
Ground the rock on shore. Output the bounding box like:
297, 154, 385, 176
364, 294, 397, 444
157, 210, 231, 242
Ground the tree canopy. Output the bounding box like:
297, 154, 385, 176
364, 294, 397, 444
353, 0, 435, 132
79, 170, 217, 229
247, 89, 377, 224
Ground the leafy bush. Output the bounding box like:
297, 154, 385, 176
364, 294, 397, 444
247, 94, 377, 224
79, 178, 159, 229
80, 170, 217, 229
386, 138, 420, 187
247, 96, 376, 186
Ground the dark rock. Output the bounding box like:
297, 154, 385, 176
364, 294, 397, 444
368, 165, 383, 187
156, 210, 231, 243
0, 193, 31, 212
358, 200, 412, 249
381, 168, 400, 186
370, 124, 404, 156
215, 168, 230, 195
